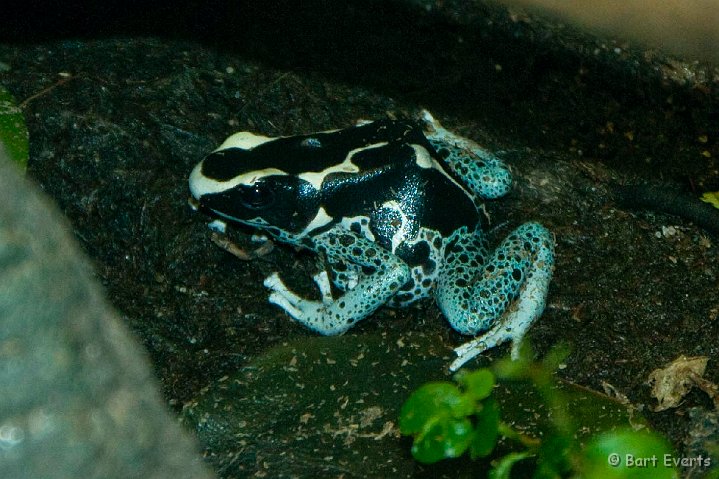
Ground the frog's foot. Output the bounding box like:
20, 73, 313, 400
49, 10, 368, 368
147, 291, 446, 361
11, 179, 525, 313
263, 272, 348, 335
450, 327, 507, 372
436, 222, 554, 370
263, 228, 411, 335
449, 266, 550, 370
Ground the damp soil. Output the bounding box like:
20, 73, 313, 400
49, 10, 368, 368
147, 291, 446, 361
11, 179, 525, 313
1, 1, 718, 477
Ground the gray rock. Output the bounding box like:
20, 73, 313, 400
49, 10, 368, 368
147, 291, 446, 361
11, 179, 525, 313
0, 147, 213, 479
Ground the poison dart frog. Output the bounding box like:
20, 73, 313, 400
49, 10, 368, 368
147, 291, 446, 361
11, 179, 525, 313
189, 111, 554, 370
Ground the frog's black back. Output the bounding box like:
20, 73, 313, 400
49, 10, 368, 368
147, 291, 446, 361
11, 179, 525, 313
314, 121, 480, 245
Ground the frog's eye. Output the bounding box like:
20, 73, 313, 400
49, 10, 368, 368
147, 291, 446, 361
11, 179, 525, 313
239, 182, 274, 209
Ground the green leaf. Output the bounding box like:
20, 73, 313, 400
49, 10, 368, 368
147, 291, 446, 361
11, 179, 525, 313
410, 416, 474, 463
493, 342, 533, 380
470, 396, 500, 458
581, 428, 676, 479
399, 382, 472, 434
399, 382, 478, 463
534, 434, 573, 478
0, 85, 29, 171
456, 368, 495, 401
701, 192, 719, 209
489, 451, 532, 479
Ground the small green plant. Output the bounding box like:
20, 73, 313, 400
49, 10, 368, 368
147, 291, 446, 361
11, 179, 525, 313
399, 367, 500, 463
399, 345, 677, 478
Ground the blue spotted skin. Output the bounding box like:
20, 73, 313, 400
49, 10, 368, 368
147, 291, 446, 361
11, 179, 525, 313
189, 111, 555, 369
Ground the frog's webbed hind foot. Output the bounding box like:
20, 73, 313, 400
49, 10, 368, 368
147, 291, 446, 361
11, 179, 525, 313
451, 327, 514, 372
436, 222, 555, 371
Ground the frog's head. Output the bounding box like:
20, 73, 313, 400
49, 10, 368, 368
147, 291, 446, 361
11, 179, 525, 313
189, 132, 321, 234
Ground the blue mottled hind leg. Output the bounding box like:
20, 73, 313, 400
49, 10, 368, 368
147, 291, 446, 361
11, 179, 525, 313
435, 222, 554, 371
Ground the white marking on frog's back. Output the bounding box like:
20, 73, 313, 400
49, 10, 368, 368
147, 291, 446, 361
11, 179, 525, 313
412, 144, 434, 169
218, 128, 344, 152
297, 142, 388, 189
216, 131, 275, 150
410, 144, 474, 202
191, 138, 390, 199
298, 158, 357, 190
380, 200, 411, 253
299, 206, 333, 236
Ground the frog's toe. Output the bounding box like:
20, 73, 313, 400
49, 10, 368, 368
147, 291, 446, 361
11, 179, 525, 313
312, 271, 334, 304
264, 273, 306, 315
267, 291, 306, 320
263, 273, 289, 298
420, 109, 439, 129
450, 338, 490, 372
449, 321, 525, 371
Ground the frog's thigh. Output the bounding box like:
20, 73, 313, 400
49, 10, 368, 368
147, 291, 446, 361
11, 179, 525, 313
264, 228, 410, 335
436, 223, 554, 363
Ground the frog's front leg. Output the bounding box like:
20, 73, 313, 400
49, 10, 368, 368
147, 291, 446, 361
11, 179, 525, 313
436, 222, 554, 371
263, 226, 411, 335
